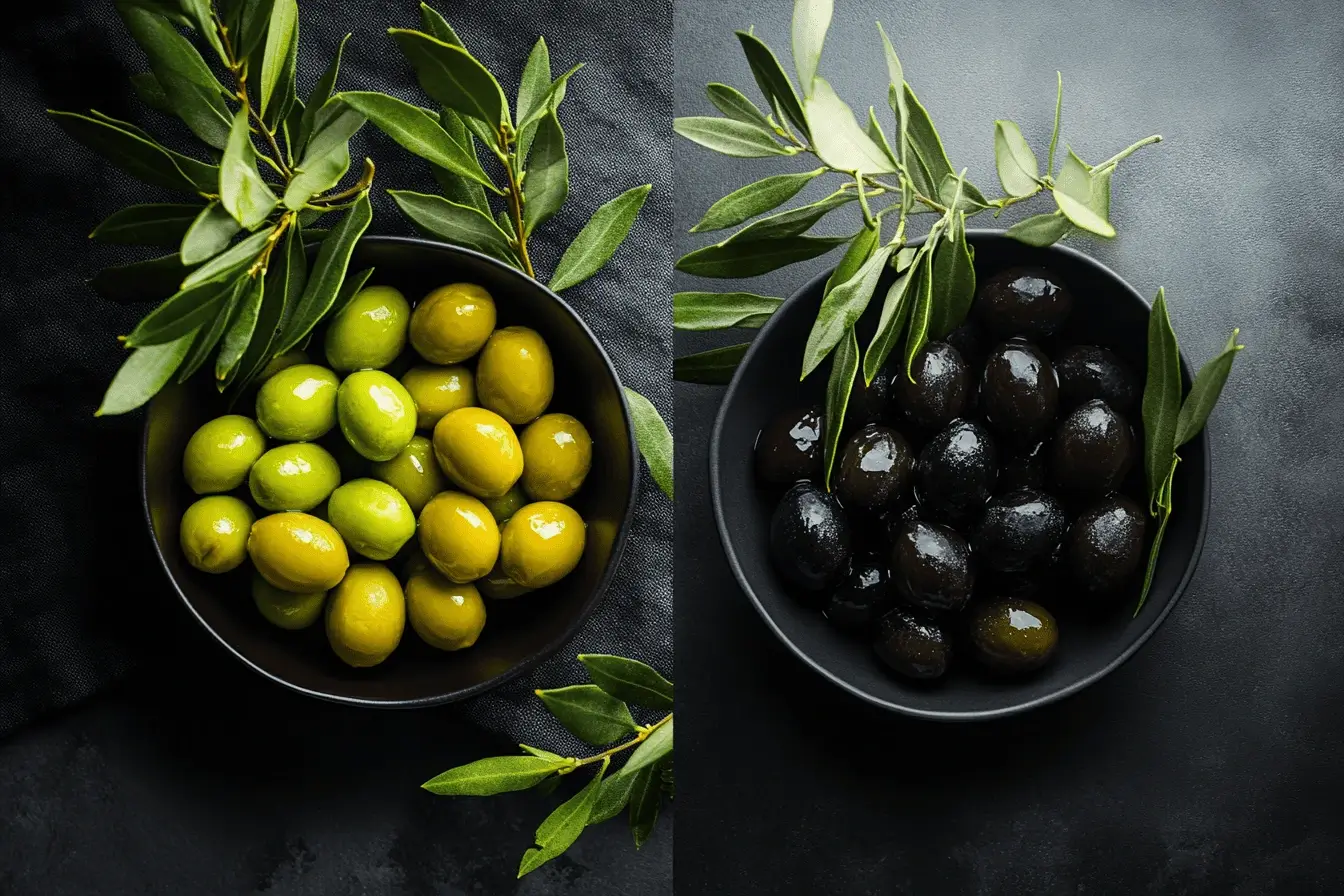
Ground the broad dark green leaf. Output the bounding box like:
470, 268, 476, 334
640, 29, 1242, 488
863, 249, 924, 384
675, 233, 849, 278
927, 213, 975, 339
673, 292, 782, 330
523, 110, 568, 234
706, 83, 775, 133
176, 275, 244, 382
234, 0, 276, 61
325, 266, 376, 322
216, 274, 266, 382
273, 191, 371, 354
622, 387, 673, 500
993, 119, 1039, 197
231, 222, 305, 391
589, 770, 637, 826
90, 203, 202, 246
822, 326, 860, 487
90, 253, 195, 303
549, 184, 651, 292
182, 228, 272, 288
615, 717, 673, 779
876, 23, 906, 159
801, 244, 894, 379
118, 4, 232, 149
126, 276, 234, 346
1142, 287, 1183, 499
297, 34, 350, 153
181, 201, 243, 264
722, 192, 853, 244
423, 755, 570, 796
1005, 211, 1070, 247
673, 116, 792, 158
735, 31, 809, 138
516, 64, 583, 131
902, 251, 935, 380
119, 0, 191, 28
903, 83, 954, 194
257, 0, 297, 116
433, 108, 491, 213
130, 72, 174, 114
517, 757, 608, 878
690, 169, 823, 233
791, 0, 833, 95
180, 0, 227, 64
673, 344, 748, 384
517, 36, 551, 123
390, 28, 507, 126
389, 190, 516, 264
804, 78, 896, 173
337, 92, 492, 190
1174, 329, 1243, 448
220, 109, 279, 230
95, 329, 197, 416
48, 111, 216, 194
417, 2, 464, 47
628, 763, 662, 849
579, 654, 673, 710
536, 685, 638, 746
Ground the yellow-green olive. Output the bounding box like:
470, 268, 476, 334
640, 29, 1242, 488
325, 563, 405, 667
401, 364, 476, 430
180, 495, 254, 574
182, 414, 267, 494
255, 364, 340, 441
432, 406, 523, 499
482, 482, 528, 523
324, 285, 411, 372
405, 568, 486, 650
247, 511, 350, 592
370, 435, 446, 515
476, 559, 534, 600
520, 413, 592, 501
326, 478, 417, 561
248, 442, 341, 512
475, 326, 555, 425
409, 283, 496, 364
501, 501, 586, 588
252, 574, 326, 630
337, 370, 417, 461
418, 490, 500, 583
257, 349, 309, 382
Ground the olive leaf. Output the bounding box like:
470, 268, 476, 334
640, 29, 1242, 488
283, 141, 351, 211
325, 266, 377, 322
215, 274, 266, 383
125, 275, 235, 347
417, 1, 463, 46
517, 757, 609, 878
177, 274, 245, 383
130, 72, 174, 114
522, 110, 568, 235
927, 211, 975, 339
1052, 148, 1115, 236
1046, 71, 1064, 174
179, 0, 227, 65
1005, 211, 1070, 246
1174, 329, 1243, 448
390, 28, 508, 126
805, 77, 897, 174
821, 326, 859, 488
614, 718, 674, 780
735, 30, 809, 138
628, 763, 662, 849
622, 388, 673, 500
588, 771, 638, 827
515, 64, 583, 132
549, 184, 651, 292
422, 755, 572, 797
231, 223, 306, 392
579, 654, 674, 710
690, 169, 825, 233
902, 251, 935, 380
389, 190, 516, 263
273, 191, 372, 354
674, 116, 794, 158
993, 119, 1039, 197
535, 685, 638, 746
181, 201, 243, 264
90, 253, 196, 303
866, 107, 898, 167
1141, 287, 1183, 501
516, 36, 552, 124
296, 33, 350, 154
90, 203, 203, 246
182, 228, 273, 288
875, 22, 906, 160
48, 111, 217, 194
434, 108, 491, 213
718, 192, 853, 245
95, 330, 197, 416
863, 247, 924, 384
676, 233, 850, 278
801, 243, 895, 379
673, 344, 749, 384
220, 109, 279, 230
258, 0, 298, 117
118, 4, 232, 150
337, 92, 493, 190
673, 292, 783, 330
1053, 187, 1115, 237
901, 83, 953, 193
706, 83, 776, 134
791, 0, 833, 96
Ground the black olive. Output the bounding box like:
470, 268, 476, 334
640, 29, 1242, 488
973, 487, 1069, 573
975, 267, 1073, 340
945, 321, 988, 370
1051, 399, 1135, 493
1055, 345, 1138, 413
879, 499, 922, 549
847, 365, 891, 430
891, 341, 970, 430
980, 339, 1059, 443
873, 607, 951, 680
914, 419, 998, 522
999, 439, 1048, 491
1067, 494, 1147, 593
835, 424, 913, 511
967, 597, 1059, 674
769, 482, 851, 591
755, 406, 823, 485
827, 553, 897, 631
891, 520, 974, 612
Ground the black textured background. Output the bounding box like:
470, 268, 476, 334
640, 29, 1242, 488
0, 1, 671, 892
674, 1, 1343, 894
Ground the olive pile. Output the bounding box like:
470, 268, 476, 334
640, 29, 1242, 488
760, 267, 1146, 681
176, 282, 593, 668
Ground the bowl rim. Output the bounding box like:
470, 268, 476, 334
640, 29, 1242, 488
709, 228, 1212, 721
142, 235, 641, 709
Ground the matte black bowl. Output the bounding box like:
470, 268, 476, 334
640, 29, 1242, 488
710, 230, 1209, 720
143, 237, 638, 707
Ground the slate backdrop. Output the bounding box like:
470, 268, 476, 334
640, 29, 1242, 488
0, 1, 671, 893
674, 1, 1344, 894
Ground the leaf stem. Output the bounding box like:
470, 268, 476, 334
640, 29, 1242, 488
1095, 134, 1163, 173
501, 128, 536, 279
218, 11, 293, 180
249, 212, 293, 277
564, 712, 673, 772
853, 172, 876, 229
309, 158, 376, 205
1046, 71, 1063, 175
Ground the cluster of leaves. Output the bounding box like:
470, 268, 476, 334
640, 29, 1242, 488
422, 654, 673, 878
57, 0, 378, 414
672, 0, 1161, 485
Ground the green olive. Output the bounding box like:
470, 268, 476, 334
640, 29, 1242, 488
255, 363, 340, 441
326, 478, 417, 561
500, 501, 586, 588
431, 406, 523, 499
247, 511, 350, 592
180, 495, 254, 574
418, 490, 500, 583
252, 574, 326, 630
967, 598, 1059, 674
182, 414, 267, 494
482, 482, 528, 523
409, 283, 496, 364
476, 558, 534, 600
337, 370, 417, 461
324, 285, 411, 372
520, 413, 592, 501
257, 349, 309, 382
401, 364, 476, 430
405, 568, 486, 650
476, 326, 555, 425
247, 442, 341, 512
370, 435, 446, 515
325, 563, 405, 667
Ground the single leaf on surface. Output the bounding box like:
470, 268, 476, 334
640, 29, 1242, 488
297, 33, 351, 153
182, 228, 272, 288
673, 292, 782, 330
902, 253, 935, 380
95, 330, 196, 416
791, 0, 833, 95
422, 755, 570, 796
1142, 288, 1183, 499
517, 758, 609, 878
126, 277, 234, 347
673, 116, 792, 158
862, 251, 922, 384
1174, 329, 1243, 448
804, 77, 897, 174
675, 233, 849, 278
876, 23, 906, 157
390, 29, 507, 126
118, 4, 232, 149
615, 718, 673, 779
589, 770, 637, 826
181, 201, 244, 264
993, 120, 1040, 197
216, 274, 266, 382
1052, 188, 1115, 237
1005, 211, 1070, 247
389, 190, 516, 264
536, 685, 637, 746
48, 111, 217, 194
230, 223, 304, 391
258, 0, 298, 116
927, 213, 976, 339
90, 253, 195, 303
628, 763, 662, 849
822, 326, 859, 487
549, 184, 651, 292
177, 276, 244, 383
690, 169, 823, 233
284, 141, 351, 210
622, 388, 673, 500
706, 83, 775, 133
130, 72, 174, 114
902, 84, 954, 190
735, 31, 809, 138
523, 110, 568, 234
273, 191, 372, 354
220, 109, 279, 230
418, 2, 464, 47
90, 203, 202, 246
337, 92, 492, 190
801, 244, 895, 380
578, 654, 674, 710
673, 344, 748, 384
516, 36, 551, 123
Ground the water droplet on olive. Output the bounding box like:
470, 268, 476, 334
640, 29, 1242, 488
975, 267, 1073, 340
755, 406, 823, 485
973, 487, 1069, 573
967, 597, 1059, 674
1051, 399, 1135, 493
835, 424, 913, 511
892, 341, 970, 430
769, 481, 851, 591
914, 419, 998, 522
873, 607, 952, 680
1067, 494, 1146, 593
891, 519, 974, 612
980, 339, 1059, 443
1055, 344, 1138, 413
826, 553, 896, 631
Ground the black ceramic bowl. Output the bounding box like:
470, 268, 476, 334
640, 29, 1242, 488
143, 237, 638, 707
710, 230, 1209, 720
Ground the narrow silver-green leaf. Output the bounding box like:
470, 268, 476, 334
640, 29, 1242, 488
1142, 287, 1183, 499
1047, 71, 1064, 174
337, 92, 493, 190
182, 228, 272, 288
993, 119, 1040, 197
801, 244, 895, 379
220, 109, 279, 230
118, 4, 232, 149
927, 212, 976, 339
628, 762, 662, 849
181, 201, 243, 264
676, 233, 850, 279
674, 344, 748, 384
863, 248, 925, 384
822, 326, 860, 488
216, 274, 266, 382
517, 36, 551, 123
390, 28, 507, 126
722, 192, 854, 244
804, 77, 897, 174
902, 253, 935, 380
258, 0, 297, 116
536, 685, 638, 746
434, 108, 492, 212
95, 330, 196, 416
515, 64, 583, 132
621, 388, 673, 500
523, 110, 568, 234
673, 292, 783, 330
735, 31, 809, 138
422, 755, 571, 796
389, 190, 516, 264
826, 223, 880, 294
866, 107, 898, 167
706, 83, 775, 133
1053, 188, 1115, 237
903, 83, 954, 190
273, 191, 372, 354
876, 23, 906, 161
791, 0, 833, 95
126, 277, 233, 346
90, 203, 202, 246
674, 116, 793, 158
48, 111, 217, 194
1005, 211, 1070, 247
1174, 329, 1243, 448
615, 718, 673, 779
517, 758, 608, 878
549, 184, 651, 292
690, 169, 824, 233
578, 654, 674, 710
297, 33, 350, 153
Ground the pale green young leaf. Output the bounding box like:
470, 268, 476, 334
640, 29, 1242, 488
674, 117, 793, 158
517, 36, 551, 123
673, 292, 782, 330
589, 771, 637, 826
993, 119, 1040, 197
535, 685, 638, 746
181, 201, 243, 264
1047, 71, 1063, 174
95, 329, 197, 416
390, 28, 507, 126
90, 203, 202, 246
622, 388, 673, 500
673, 344, 748, 384
614, 718, 674, 780
517, 758, 608, 878
1054, 146, 1094, 204
423, 755, 570, 796
876, 23, 906, 159
220, 109, 278, 230
676, 233, 850, 279
791, 0, 834, 95
866, 106, 898, 167
1005, 211, 1070, 247
549, 184, 651, 292
690, 169, 824, 233
804, 77, 897, 173
1053, 188, 1115, 237
283, 142, 351, 210
516, 64, 582, 131
182, 228, 272, 288
578, 654, 673, 710
706, 83, 776, 133
300, 99, 367, 173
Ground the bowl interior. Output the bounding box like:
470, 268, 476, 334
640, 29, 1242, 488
711, 231, 1209, 719
144, 237, 636, 706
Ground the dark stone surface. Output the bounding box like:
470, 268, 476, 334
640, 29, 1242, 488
674, 1, 1344, 893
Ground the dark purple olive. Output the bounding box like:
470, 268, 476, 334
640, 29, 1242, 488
914, 419, 997, 522
967, 597, 1059, 674
980, 339, 1059, 443
827, 553, 897, 630
999, 439, 1048, 491
892, 341, 970, 430
847, 366, 891, 430
1051, 400, 1135, 493
1068, 494, 1147, 593
973, 487, 1069, 573
945, 321, 988, 370
769, 482, 851, 591
874, 607, 951, 680
975, 267, 1073, 340
755, 406, 823, 485
835, 424, 913, 511
891, 520, 974, 612
1055, 345, 1138, 413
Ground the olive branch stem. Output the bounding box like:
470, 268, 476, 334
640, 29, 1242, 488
560, 711, 674, 773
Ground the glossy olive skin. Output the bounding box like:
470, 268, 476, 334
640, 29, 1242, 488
476, 326, 555, 425
944, 321, 987, 370
968, 597, 1059, 674
520, 413, 593, 501
418, 491, 501, 584
755, 406, 823, 485
255, 364, 340, 441
500, 501, 587, 589
482, 483, 528, 523
914, 419, 998, 522
248, 442, 341, 512
873, 607, 952, 680
324, 285, 410, 372
409, 282, 496, 364
846, 366, 891, 429
433, 406, 525, 499
400, 364, 476, 430
182, 415, 266, 494
980, 339, 1059, 443
336, 370, 417, 461
405, 569, 486, 651
973, 487, 1069, 573
327, 478, 417, 561
891, 520, 974, 612
1068, 494, 1147, 593
835, 424, 913, 511
975, 267, 1073, 340
1055, 345, 1138, 413
826, 553, 896, 631
247, 512, 350, 592
999, 439, 1048, 492
769, 482, 851, 591
180, 495, 254, 574
892, 342, 970, 430
370, 435, 446, 515
1051, 399, 1135, 493
325, 563, 405, 668
476, 558, 534, 599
